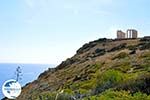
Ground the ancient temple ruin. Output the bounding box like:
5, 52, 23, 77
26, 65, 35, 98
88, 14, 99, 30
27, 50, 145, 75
126, 29, 138, 38
117, 29, 138, 39
117, 30, 126, 39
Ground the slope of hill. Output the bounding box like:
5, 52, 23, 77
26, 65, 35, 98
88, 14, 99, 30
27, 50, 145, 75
4, 37, 150, 100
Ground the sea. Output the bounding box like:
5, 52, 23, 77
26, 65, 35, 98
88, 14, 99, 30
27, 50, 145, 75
0, 63, 55, 99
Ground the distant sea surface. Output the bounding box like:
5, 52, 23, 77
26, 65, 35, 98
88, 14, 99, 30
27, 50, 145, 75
0, 63, 55, 99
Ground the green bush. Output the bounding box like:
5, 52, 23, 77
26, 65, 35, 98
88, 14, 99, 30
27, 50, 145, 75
95, 70, 124, 94
64, 89, 74, 95
56, 93, 72, 100
97, 70, 123, 85
36, 92, 75, 100
80, 79, 96, 90
36, 92, 56, 100
83, 90, 150, 100
112, 60, 131, 72
98, 90, 150, 100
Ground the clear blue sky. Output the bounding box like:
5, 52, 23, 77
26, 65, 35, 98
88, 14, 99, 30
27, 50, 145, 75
0, 0, 149, 64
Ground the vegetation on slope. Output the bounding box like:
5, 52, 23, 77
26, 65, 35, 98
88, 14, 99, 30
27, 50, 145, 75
7, 37, 150, 100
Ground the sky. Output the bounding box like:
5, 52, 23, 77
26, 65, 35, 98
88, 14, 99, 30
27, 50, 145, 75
0, 0, 150, 64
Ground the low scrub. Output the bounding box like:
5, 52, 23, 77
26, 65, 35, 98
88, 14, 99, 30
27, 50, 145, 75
112, 52, 129, 60
94, 70, 124, 94
83, 90, 150, 100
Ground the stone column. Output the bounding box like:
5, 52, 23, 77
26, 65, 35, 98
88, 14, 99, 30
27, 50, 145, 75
126, 30, 129, 38
130, 30, 132, 38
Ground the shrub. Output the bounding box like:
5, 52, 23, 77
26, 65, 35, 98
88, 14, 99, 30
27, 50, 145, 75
94, 70, 124, 94
140, 51, 150, 60
98, 90, 150, 100
56, 93, 73, 100
139, 43, 150, 50
127, 45, 137, 50
36, 92, 56, 100
93, 48, 106, 57
112, 61, 131, 72
108, 43, 126, 52
112, 52, 129, 60
116, 73, 150, 94
64, 89, 74, 95
80, 79, 96, 90
83, 90, 150, 100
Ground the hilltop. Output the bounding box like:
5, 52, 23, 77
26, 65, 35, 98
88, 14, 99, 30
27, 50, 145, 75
4, 37, 150, 100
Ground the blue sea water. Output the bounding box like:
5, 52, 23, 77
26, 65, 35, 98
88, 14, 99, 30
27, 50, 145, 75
0, 63, 55, 99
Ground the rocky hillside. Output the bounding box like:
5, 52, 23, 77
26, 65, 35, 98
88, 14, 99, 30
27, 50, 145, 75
4, 37, 150, 100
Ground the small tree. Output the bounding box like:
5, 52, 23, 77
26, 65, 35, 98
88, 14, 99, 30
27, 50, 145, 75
15, 66, 22, 82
